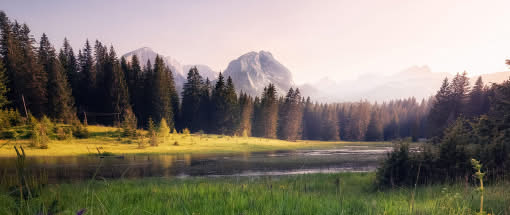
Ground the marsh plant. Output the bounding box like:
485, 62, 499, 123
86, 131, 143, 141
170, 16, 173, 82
471, 159, 486, 215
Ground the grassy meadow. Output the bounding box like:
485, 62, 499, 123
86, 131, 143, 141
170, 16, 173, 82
1, 172, 509, 215
0, 125, 389, 157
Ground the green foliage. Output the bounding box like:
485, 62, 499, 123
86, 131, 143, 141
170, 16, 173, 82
147, 117, 158, 146
471, 159, 486, 215
71, 121, 89, 139
2, 173, 510, 214
0, 61, 9, 108
121, 107, 137, 138
182, 128, 190, 135
55, 126, 72, 141
30, 117, 49, 149
158, 118, 170, 141
0, 108, 22, 130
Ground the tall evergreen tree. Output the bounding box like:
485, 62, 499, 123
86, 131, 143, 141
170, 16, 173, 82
181, 67, 203, 131
320, 105, 339, 141
10, 23, 47, 116
0, 61, 9, 108
428, 77, 453, 137
224, 76, 239, 134
366, 109, 383, 141
259, 84, 279, 138
77, 40, 95, 112
450, 72, 470, 118
198, 78, 212, 132
278, 88, 303, 141
39, 33, 75, 123
150, 56, 173, 129
238, 92, 254, 136
468, 76, 489, 117
58, 38, 79, 102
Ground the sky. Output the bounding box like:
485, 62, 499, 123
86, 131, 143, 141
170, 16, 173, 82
2, 0, 510, 84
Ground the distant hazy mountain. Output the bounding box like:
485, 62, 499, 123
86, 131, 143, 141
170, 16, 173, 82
305, 66, 510, 102
122, 47, 218, 92
122, 47, 510, 102
223, 51, 294, 96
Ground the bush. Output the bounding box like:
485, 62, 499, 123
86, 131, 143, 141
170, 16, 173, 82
0, 129, 16, 139
121, 108, 137, 138
158, 118, 170, 144
72, 121, 89, 139
30, 117, 50, 149
182, 128, 190, 135
56, 126, 73, 141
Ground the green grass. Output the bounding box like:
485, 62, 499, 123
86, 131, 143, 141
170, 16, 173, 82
1, 173, 509, 214
0, 125, 390, 157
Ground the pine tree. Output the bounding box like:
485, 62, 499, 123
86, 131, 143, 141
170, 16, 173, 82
428, 77, 453, 137
260, 84, 278, 138
39, 33, 76, 123
320, 105, 339, 141
278, 88, 303, 141
238, 92, 254, 136
468, 76, 489, 117
127, 54, 145, 124
198, 78, 212, 132
11, 23, 47, 116
181, 67, 203, 131
365, 109, 383, 141
167, 66, 180, 129
150, 56, 173, 129
58, 38, 79, 99
0, 61, 9, 108
225, 76, 239, 135
77, 40, 95, 112
451, 72, 470, 118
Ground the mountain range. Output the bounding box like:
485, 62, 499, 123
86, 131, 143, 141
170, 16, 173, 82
122, 47, 510, 102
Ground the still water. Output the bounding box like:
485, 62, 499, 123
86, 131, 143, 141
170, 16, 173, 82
0, 145, 392, 183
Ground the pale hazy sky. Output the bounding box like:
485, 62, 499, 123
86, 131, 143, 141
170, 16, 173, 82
2, 0, 510, 84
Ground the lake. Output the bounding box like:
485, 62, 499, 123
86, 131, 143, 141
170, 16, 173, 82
0, 145, 392, 184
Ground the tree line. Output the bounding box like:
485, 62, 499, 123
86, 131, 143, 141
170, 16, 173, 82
0, 11, 505, 145
378, 71, 510, 186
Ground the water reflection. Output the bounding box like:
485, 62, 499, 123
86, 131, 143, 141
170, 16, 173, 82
0, 146, 391, 184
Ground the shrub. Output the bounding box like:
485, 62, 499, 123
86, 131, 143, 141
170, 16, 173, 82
72, 121, 89, 139
121, 108, 137, 138
0, 129, 16, 139
158, 118, 170, 144
182, 128, 190, 135
30, 117, 49, 149
147, 117, 158, 147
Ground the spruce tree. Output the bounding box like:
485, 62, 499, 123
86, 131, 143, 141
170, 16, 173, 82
181, 67, 203, 131
238, 92, 254, 136
77, 40, 95, 112
225, 76, 239, 135
39, 33, 76, 123
150, 56, 173, 129
468, 76, 489, 117
428, 77, 453, 137
198, 78, 212, 132
211, 73, 228, 134
320, 105, 339, 141
12, 23, 47, 116
278, 88, 303, 141
365, 109, 383, 141
58, 38, 79, 98
260, 84, 278, 138
0, 61, 9, 108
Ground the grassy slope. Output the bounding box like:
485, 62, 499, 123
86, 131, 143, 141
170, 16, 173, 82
1, 173, 509, 214
0, 125, 389, 157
